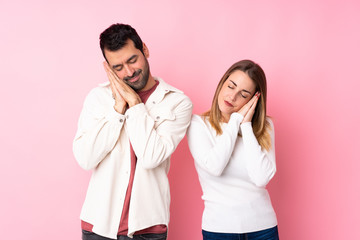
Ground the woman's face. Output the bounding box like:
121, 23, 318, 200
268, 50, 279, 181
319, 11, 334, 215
217, 70, 256, 122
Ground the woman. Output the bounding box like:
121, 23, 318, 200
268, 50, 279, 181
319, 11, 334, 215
187, 60, 279, 240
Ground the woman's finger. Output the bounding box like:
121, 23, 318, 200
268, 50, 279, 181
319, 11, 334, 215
242, 92, 260, 123
238, 92, 259, 117
249, 93, 259, 112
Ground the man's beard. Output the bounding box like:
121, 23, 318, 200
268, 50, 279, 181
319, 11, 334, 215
124, 59, 150, 91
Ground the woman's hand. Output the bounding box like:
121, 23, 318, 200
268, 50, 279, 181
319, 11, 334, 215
238, 92, 260, 123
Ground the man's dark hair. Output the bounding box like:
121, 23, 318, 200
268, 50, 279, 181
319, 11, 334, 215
99, 23, 144, 60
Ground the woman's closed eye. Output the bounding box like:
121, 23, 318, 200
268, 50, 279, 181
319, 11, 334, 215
228, 84, 235, 89
228, 85, 247, 98
239, 92, 247, 98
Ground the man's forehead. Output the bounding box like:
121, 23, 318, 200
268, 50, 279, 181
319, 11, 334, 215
105, 42, 139, 62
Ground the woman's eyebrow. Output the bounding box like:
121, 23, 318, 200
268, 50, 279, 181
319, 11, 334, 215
230, 80, 251, 94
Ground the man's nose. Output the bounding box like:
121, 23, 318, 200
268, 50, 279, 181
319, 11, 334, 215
124, 64, 134, 77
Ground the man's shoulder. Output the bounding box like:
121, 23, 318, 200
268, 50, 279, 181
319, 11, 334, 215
156, 77, 182, 92
83, 82, 111, 105
156, 77, 192, 103
88, 82, 111, 95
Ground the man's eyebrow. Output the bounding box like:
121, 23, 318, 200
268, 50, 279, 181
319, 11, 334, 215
126, 55, 137, 63
111, 55, 138, 69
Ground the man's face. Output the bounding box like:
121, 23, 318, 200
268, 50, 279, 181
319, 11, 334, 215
104, 39, 150, 91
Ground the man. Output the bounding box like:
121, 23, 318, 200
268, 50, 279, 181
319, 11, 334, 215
73, 23, 193, 240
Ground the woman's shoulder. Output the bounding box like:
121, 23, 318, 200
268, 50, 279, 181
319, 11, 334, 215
264, 117, 276, 138
192, 114, 205, 121
188, 114, 217, 141
266, 116, 275, 129
192, 114, 213, 126
189, 114, 211, 130
191, 114, 206, 122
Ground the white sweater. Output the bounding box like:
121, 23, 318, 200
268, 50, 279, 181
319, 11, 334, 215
187, 113, 277, 233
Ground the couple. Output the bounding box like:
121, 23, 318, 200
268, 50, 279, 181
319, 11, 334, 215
73, 23, 279, 240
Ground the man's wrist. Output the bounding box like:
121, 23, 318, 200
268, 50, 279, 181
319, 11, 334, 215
128, 99, 141, 107
114, 105, 126, 114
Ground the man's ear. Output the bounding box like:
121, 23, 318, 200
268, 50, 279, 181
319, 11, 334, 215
142, 43, 150, 58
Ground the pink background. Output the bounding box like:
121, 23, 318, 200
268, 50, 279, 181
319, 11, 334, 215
1, 0, 359, 239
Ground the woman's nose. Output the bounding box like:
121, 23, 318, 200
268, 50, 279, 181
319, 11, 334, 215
229, 93, 237, 102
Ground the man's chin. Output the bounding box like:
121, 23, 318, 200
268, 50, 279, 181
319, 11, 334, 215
128, 80, 147, 91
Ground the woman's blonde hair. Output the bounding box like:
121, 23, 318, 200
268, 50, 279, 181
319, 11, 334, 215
203, 60, 272, 151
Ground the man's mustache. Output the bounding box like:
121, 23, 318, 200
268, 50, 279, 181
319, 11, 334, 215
124, 69, 142, 81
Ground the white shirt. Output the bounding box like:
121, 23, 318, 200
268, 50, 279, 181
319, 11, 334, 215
187, 113, 277, 233
73, 77, 193, 239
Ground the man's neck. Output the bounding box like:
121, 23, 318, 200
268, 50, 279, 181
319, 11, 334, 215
139, 75, 156, 92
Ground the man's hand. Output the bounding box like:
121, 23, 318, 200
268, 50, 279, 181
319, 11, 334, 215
109, 77, 127, 114
103, 62, 141, 109
238, 92, 260, 123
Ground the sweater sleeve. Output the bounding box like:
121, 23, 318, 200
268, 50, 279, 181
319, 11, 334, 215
187, 113, 244, 176
240, 118, 276, 187
73, 88, 125, 170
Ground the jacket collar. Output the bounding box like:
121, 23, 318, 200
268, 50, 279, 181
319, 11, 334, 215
147, 77, 182, 105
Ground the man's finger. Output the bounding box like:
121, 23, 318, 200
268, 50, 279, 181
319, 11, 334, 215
109, 78, 117, 96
